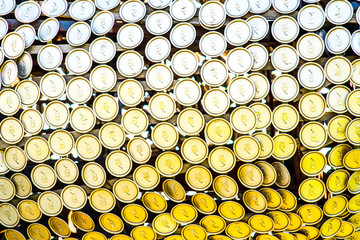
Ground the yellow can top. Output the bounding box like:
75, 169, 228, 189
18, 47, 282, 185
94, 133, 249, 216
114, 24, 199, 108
225, 221, 251, 239
253, 132, 274, 160
99, 122, 126, 150
82, 232, 107, 240
348, 194, 360, 213
24, 136, 50, 163
177, 108, 205, 136
191, 193, 217, 215
181, 224, 207, 240
127, 137, 152, 164
346, 118, 360, 146
205, 118, 233, 145
48, 130, 75, 156
93, 94, 119, 121
171, 203, 198, 224
200, 215, 226, 235
237, 163, 264, 188
272, 104, 299, 132
274, 233, 296, 240
343, 149, 360, 171
233, 136, 261, 162
153, 213, 178, 236
248, 214, 275, 234
300, 151, 326, 177
4, 230, 26, 240
131, 227, 157, 240
17, 199, 42, 222
31, 164, 57, 190
133, 164, 160, 190
151, 122, 179, 150
27, 223, 51, 240
71, 211, 95, 232
230, 106, 257, 134
242, 190, 267, 213
272, 133, 297, 160
250, 102, 272, 130
208, 147, 236, 174
273, 162, 291, 188
75, 134, 102, 161
0, 177, 15, 202
181, 137, 208, 164
298, 178, 325, 203
89, 188, 116, 213
259, 188, 282, 210
327, 115, 351, 143
218, 201, 245, 222
299, 121, 327, 150
110, 235, 133, 240
113, 178, 139, 203
348, 171, 360, 194
162, 179, 186, 203
142, 192, 167, 214
185, 165, 213, 191
320, 217, 342, 238
213, 175, 238, 200
99, 213, 124, 234
4, 146, 27, 172
349, 212, 360, 231
121, 204, 148, 226
335, 221, 355, 239
121, 108, 149, 135
37, 191, 63, 217
267, 211, 290, 231
0, 203, 19, 228
326, 169, 350, 194
298, 226, 320, 240
327, 144, 352, 169
297, 204, 323, 225
285, 212, 303, 232
277, 189, 297, 212
254, 161, 277, 187
155, 151, 183, 177
48, 217, 71, 238
299, 92, 326, 121
323, 195, 348, 217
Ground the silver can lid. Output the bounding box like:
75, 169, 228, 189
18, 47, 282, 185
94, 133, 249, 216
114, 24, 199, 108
271, 16, 299, 44
271, 44, 299, 73
198, 1, 226, 30
249, 0, 271, 14
91, 11, 115, 36
65, 48, 92, 75
37, 44, 63, 71
117, 23, 144, 49
95, 0, 120, 10
69, 0, 96, 21
15, 1, 41, 23
174, 79, 202, 107
297, 62, 325, 90
171, 50, 198, 77
202, 88, 230, 116
66, 77, 93, 104
0, 60, 18, 87
15, 24, 36, 49
146, 10, 173, 36
199, 31, 227, 58
247, 15, 269, 42
42, 0, 68, 17
90, 65, 117, 93
272, 0, 300, 14
247, 43, 269, 71
325, 0, 353, 25
226, 47, 253, 75
224, 0, 250, 18
89, 37, 116, 64
169, 0, 196, 22
15, 79, 40, 106
271, 74, 299, 102
16, 51, 33, 79
145, 36, 171, 63
117, 50, 144, 78
119, 0, 146, 23
225, 19, 251, 47
227, 77, 255, 105
40, 72, 66, 100
351, 30, 360, 56
200, 59, 228, 87
0, 17, 8, 40
0, 0, 15, 16
297, 33, 324, 62
325, 26, 351, 55
297, 4, 325, 31
170, 23, 196, 49
38, 18, 60, 43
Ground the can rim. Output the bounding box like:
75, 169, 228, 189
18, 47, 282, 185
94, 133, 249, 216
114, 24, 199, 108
237, 163, 264, 188
205, 118, 233, 145
200, 59, 229, 87
70, 105, 96, 133
346, 89, 360, 117
162, 179, 186, 203
37, 44, 63, 71
297, 62, 325, 90
24, 136, 50, 163
54, 158, 79, 184
15, 80, 41, 106
271, 15, 300, 44
69, 0, 96, 21
10, 173, 32, 199
170, 49, 199, 77
200, 215, 226, 235
174, 78, 202, 107
66, 22, 91, 47
27, 223, 51, 240
99, 122, 126, 150
296, 33, 324, 61
259, 188, 282, 210
218, 200, 244, 221
37, 17, 60, 43
61, 185, 88, 211
113, 178, 139, 203
171, 203, 198, 224
272, 104, 300, 132
89, 188, 116, 213
176, 108, 205, 136
297, 4, 325, 31
75, 134, 102, 161
300, 151, 326, 177
254, 161, 276, 186
233, 136, 261, 162
296, 204, 324, 225
37, 191, 63, 217
48, 217, 71, 238
81, 162, 107, 188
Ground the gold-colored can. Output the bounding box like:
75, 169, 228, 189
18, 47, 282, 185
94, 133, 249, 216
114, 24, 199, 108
349, 212, 360, 231
256, 235, 279, 240
324, 56, 352, 84
272, 104, 299, 132
19, 108, 44, 135
272, 133, 297, 160
131, 226, 157, 240
327, 85, 351, 113
320, 217, 343, 238
346, 118, 360, 146
31, 164, 57, 190
151, 122, 179, 150
218, 201, 245, 222
37, 191, 63, 216
171, 203, 198, 224
181, 224, 207, 240
200, 215, 226, 235
343, 149, 360, 171
155, 151, 183, 177
10, 173, 32, 199
122, 108, 149, 135
43, 101, 70, 128
349, 171, 360, 194
15, 79, 40, 107
299, 121, 327, 150
70, 105, 96, 133
205, 118, 233, 146
237, 163, 264, 188
185, 165, 213, 191
117, 79, 144, 107
328, 144, 352, 169
133, 164, 160, 190
213, 175, 238, 200
0, 117, 24, 145
255, 161, 277, 187
82, 232, 107, 240
259, 188, 282, 210
0, 89, 21, 116
99, 122, 126, 150
272, 162, 291, 188
75, 134, 102, 161
230, 106, 257, 134
4, 146, 27, 172
324, 195, 348, 217
149, 93, 176, 121
27, 223, 51, 240
81, 162, 106, 188
48, 130, 75, 156
274, 233, 296, 240
0, 203, 19, 228
267, 211, 290, 231
163, 179, 186, 203
253, 133, 274, 160
48, 217, 71, 238
113, 178, 139, 203
121, 204, 148, 226
177, 108, 205, 136
142, 192, 167, 214
99, 213, 124, 234
225, 222, 251, 239
300, 151, 326, 177
336, 221, 355, 239
4, 230, 26, 240
61, 185, 87, 211
277, 189, 297, 212
346, 89, 360, 116
299, 92, 326, 121
127, 137, 152, 164
285, 212, 303, 232
208, 147, 236, 174
248, 214, 275, 234
297, 204, 323, 225
326, 169, 350, 194
54, 158, 79, 184
298, 178, 325, 203
93, 94, 119, 122
202, 88, 230, 117
181, 137, 208, 164
242, 190, 267, 213
105, 150, 132, 178
72, 211, 95, 232
192, 193, 217, 215
298, 226, 320, 240
25, 136, 51, 163
233, 136, 261, 162
66, 77, 93, 104
152, 213, 179, 236
250, 102, 272, 130
89, 188, 116, 213
17, 199, 42, 222
328, 115, 351, 143
348, 194, 360, 213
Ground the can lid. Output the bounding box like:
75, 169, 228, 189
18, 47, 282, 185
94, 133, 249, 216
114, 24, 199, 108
298, 62, 325, 90
225, 223, 250, 239
10, 173, 32, 199
121, 204, 148, 225
61, 185, 87, 211
37, 18, 59, 43
54, 158, 79, 184
272, 104, 299, 132
226, 47, 253, 74
200, 215, 226, 235
71, 211, 95, 232
48, 217, 71, 238
325, 0, 353, 25
271, 45, 299, 73
142, 192, 167, 213
320, 217, 342, 238
286, 213, 303, 232
335, 221, 355, 238
327, 169, 350, 194
170, 23, 196, 49
298, 226, 320, 240
82, 232, 107, 240
300, 151, 326, 177
20, 109, 43, 135
267, 211, 290, 231
31, 164, 57, 190
256, 235, 279, 240
121, 108, 149, 135
202, 88, 230, 116
297, 204, 323, 225
27, 223, 51, 240
89, 188, 116, 213
218, 200, 244, 222
48, 130, 74, 156
15, 24, 35, 48
273, 0, 299, 13
70, 106, 96, 133
152, 213, 178, 235
149, 93, 176, 121
271, 16, 299, 44
174, 78, 202, 107
346, 89, 360, 117
117, 50, 144, 78
300, 122, 327, 150
224, 0, 249, 17
171, 49, 198, 77
297, 4, 325, 31
248, 214, 274, 233
4, 146, 27, 172
89, 37, 116, 64
171, 203, 198, 224
205, 118, 233, 146
163, 179, 186, 203
0, 203, 19, 228
16, 52, 32, 80
298, 178, 325, 203
198, 1, 226, 30
200, 59, 228, 87
348, 194, 360, 213
297, 33, 324, 61
44, 101, 69, 128
145, 36, 171, 62
66, 77, 93, 104
249, 0, 271, 13
146, 63, 173, 91
15, 79, 40, 106
299, 92, 326, 121
328, 144, 352, 169
117, 79, 144, 107
259, 188, 282, 210
177, 108, 205, 136
351, 59, 360, 86
99, 122, 126, 150
208, 147, 236, 174
133, 164, 160, 190
93, 94, 119, 122
343, 149, 360, 171
113, 178, 139, 203
271, 74, 299, 102
127, 137, 151, 164
349, 213, 360, 231
37, 44, 63, 71
185, 165, 213, 191
146, 10, 172, 35
81, 162, 106, 188
191, 193, 217, 215
278, 189, 297, 212
233, 136, 261, 162
131, 226, 157, 240
151, 122, 179, 150
250, 103, 272, 130
247, 15, 269, 42
169, 0, 196, 22
66, 22, 92, 47
272, 133, 297, 161
325, 56, 352, 84
213, 175, 238, 200
117, 23, 144, 49
272, 162, 291, 188
238, 164, 263, 188
119, 0, 146, 23
328, 115, 351, 143
38, 191, 63, 217
65, 48, 92, 75
89, 65, 117, 93
225, 19, 251, 47
75, 134, 102, 161
155, 152, 183, 177
228, 77, 255, 105
0, 89, 21, 116
348, 171, 360, 194
253, 133, 274, 160
346, 119, 360, 146
200, 31, 227, 57
182, 225, 207, 240
90, 11, 114, 36
99, 213, 124, 234
1, 32, 25, 59
181, 137, 208, 164
324, 195, 348, 217
255, 161, 276, 187
17, 200, 42, 222
0, 60, 17, 87
0, 150, 9, 175
69, 0, 95, 21
242, 190, 267, 213
248, 72, 270, 100
327, 85, 351, 113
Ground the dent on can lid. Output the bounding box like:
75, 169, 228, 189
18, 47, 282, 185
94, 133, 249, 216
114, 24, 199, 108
37, 44, 63, 71
48, 217, 71, 238
66, 77, 92, 104
127, 137, 151, 164
346, 119, 360, 146
297, 204, 323, 225
226, 47, 253, 74
82, 162, 106, 189
0, 203, 19, 228
272, 104, 299, 132
65, 48, 93, 75
146, 11, 172, 35
174, 78, 202, 107
99, 213, 124, 234
253, 133, 274, 160
17, 200, 42, 222
44, 101, 69, 128
271, 16, 299, 44
227, 77, 255, 105
27, 223, 51, 240
170, 23, 196, 49
48, 130, 74, 156
66, 22, 91, 47
248, 214, 274, 233
171, 49, 198, 77
272, 133, 297, 160
208, 147, 236, 174
325, 0, 353, 25
201, 59, 228, 87
131, 226, 157, 240
205, 118, 233, 145
119, 0, 146, 23
213, 175, 238, 200
155, 151, 183, 177
113, 178, 139, 203
200, 31, 227, 57
163, 179, 186, 203
133, 164, 160, 190
117, 23, 143, 49
37, 191, 63, 216
198, 1, 226, 30
242, 190, 267, 213
233, 136, 261, 162
169, 0, 196, 22
327, 169, 350, 194
182, 225, 207, 240
75, 134, 102, 161
299, 92, 326, 121
297, 33, 324, 61
300, 151, 326, 177
324, 195, 348, 217
149, 93, 176, 121
238, 163, 263, 188
298, 178, 325, 203
37, 18, 59, 43
31, 164, 57, 190
82, 232, 107, 240
153, 213, 178, 235
250, 103, 272, 130
346, 89, 360, 116
16, 80, 40, 107
349, 170, 360, 194
4, 146, 27, 172
0, 89, 21, 116
185, 165, 213, 191
200, 215, 226, 235
25, 137, 50, 163
70, 106, 96, 133
54, 158, 79, 184
118, 79, 144, 107
325, 56, 352, 85
90, 65, 117, 93
10, 173, 32, 199
259, 188, 282, 210
122, 204, 148, 226
61, 185, 87, 211
320, 217, 342, 238
142, 192, 167, 213
99, 122, 126, 150
298, 62, 325, 90
177, 108, 205, 136
271, 74, 299, 102
93, 94, 119, 122
89, 188, 116, 213
343, 149, 360, 171
181, 137, 208, 164
122, 108, 149, 135
16, 23, 36, 48
145, 36, 171, 62
151, 122, 179, 150
328, 115, 351, 143
327, 85, 350, 113
255, 161, 276, 186
297, 4, 325, 31
267, 211, 290, 231
191, 193, 217, 215
271, 45, 299, 73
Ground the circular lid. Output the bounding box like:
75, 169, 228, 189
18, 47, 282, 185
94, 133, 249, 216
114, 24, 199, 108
66, 77, 92, 104
121, 204, 148, 225
91, 11, 114, 36
16, 51, 33, 79
171, 204, 198, 224
181, 137, 208, 164
75, 134, 102, 161
201, 59, 228, 87
336, 221, 355, 238
142, 192, 167, 213
326, 56, 352, 85
149, 93, 176, 121
286, 213, 303, 232
272, 162, 291, 188
95, 0, 120, 10
298, 62, 325, 90
247, 45, 269, 72
297, 4, 325, 31
89, 188, 116, 213
37, 18, 59, 43
66, 22, 91, 47
163, 179, 186, 203
218, 201, 244, 222
48, 130, 74, 156
27, 224, 51, 240
200, 215, 226, 235
343, 149, 360, 171
233, 136, 261, 162
272, 0, 299, 13
65, 48, 92, 75
278, 189, 297, 212
37, 44, 63, 71
117, 79, 143, 107
92, 94, 118, 122
89, 37, 116, 64
205, 118, 233, 145
119, 0, 146, 23
297, 33, 324, 61
146, 10, 172, 35
247, 15, 269, 42
253, 133, 274, 160
267, 211, 290, 231
0, 150, 9, 175
44, 101, 69, 128
153, 213, 178, 235
349, 213, 360, 231
224, 0, 249, 17
299, 92, 326, 120
145, 36, 171, 62
31, 164, 57, 190
346, 89, 360, 117
99, 213, 124, 234
170, 22, 196, 49
81, 162, 106, 188
42, 0, 67, 17
238, 163, 263, 188
82, 232, 107, 240
48, 217, 71, 238
24, 137, 50, 163
0, 118, 24, 146
70, 106, 96, 133
352, 30, 360, 56
298, 226, 320, 240
299, 122, 327, 150
131, 226, 157, 240
182, 225, 207, 240
1, 60, 18, 87
325, 27, 351, 55
271, 16, 299, 44
327, 85, 350, 113
151, 122, 179, 150
256, 236, 279, 240
272, 104, 299, 132
10, 173, 31, 199
54, 158, 79, 184
255, 161, 276, 186
198, 1, 226, 30
250, 103, 272, 130
127, 137, 152, 163
324, 195, 348, 217
272, 133, 297, 160
225, 19, 251, 47
328, 144, 351, 169
37, 191, 63, 216
300, 151, 326, 177
200, 31, 227, 57
185, 165, 213, 191
227, 77, 255, 105
328, 115, 351, 143
259, 188, 282, 210
325, 0, 353, 25
208, 147, 236, 174
177, 108, 205, 135
0, 203, 19, 228
155, 151, 183, 177
72, 212, 95, 232
15, 1, 41, 23
320, 218, 342, 238
348, 194, 360, 213
248, 214, 274, 233
171, 49, 198, 77
191, 193, 217, 215
146, 63, 173, 91
16, 80, 40, 107
226, 47, 253, 74
117, 50, 144, 78
326, 169, 350, 194
169, 0, 196, 22
117, 23, 144, 49
0, 89, 21, 116
271, 45, 299, 73
271, 74, 299, 102
202, 87, 230, 116
242, 190, 267, 213
17, 200, 42, 222
213, 175, 238, 200
174, 78, 202, 107
297, 204, 323, 225
61, 185, 87, 211
0, 0, 15, 16
99, 122, 126, 150
69, 0, 96, 21
133, 164, 160, 190
298, 178, 325, 203
148, 0, 171, 9
249, 0, 271, 13
3, 146, 27, 172
113, 178, 139, 203
346, 119, 360, 146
